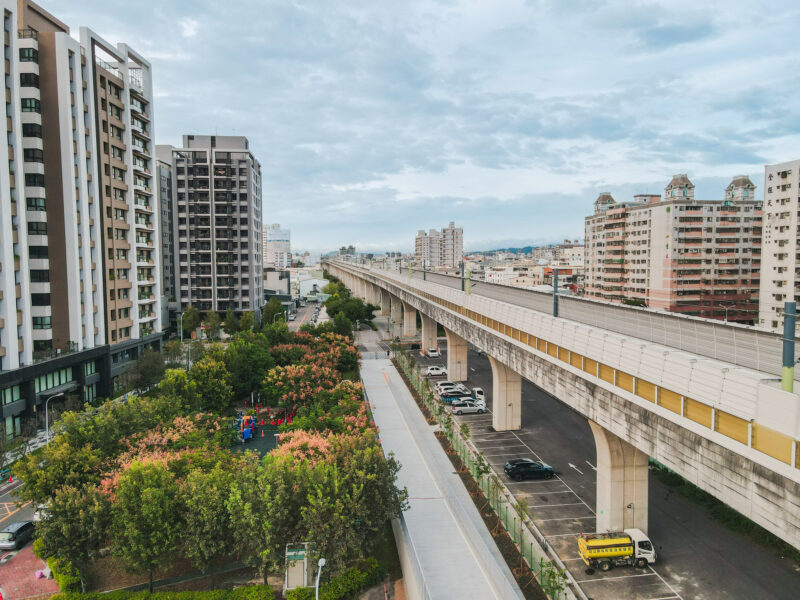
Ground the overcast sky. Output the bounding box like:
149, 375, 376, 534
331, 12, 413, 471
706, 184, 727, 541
48, 0, 800, 253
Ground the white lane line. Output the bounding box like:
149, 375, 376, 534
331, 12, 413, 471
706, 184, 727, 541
576, 572, 658, 584
568, 462, 584, 475
529, 502, 587, 508
522, 490, 579, 497
585, 460, 597, 471
482, 452, 533, 458
645, 597, 680, 600
473, 444, 528, 451
647, 567, 684, 600
505, 480, 568, 486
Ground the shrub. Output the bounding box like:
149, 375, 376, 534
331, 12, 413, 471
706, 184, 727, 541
285, 558, 384, 600
55, 585, 275, 600
48, 556, 81, 593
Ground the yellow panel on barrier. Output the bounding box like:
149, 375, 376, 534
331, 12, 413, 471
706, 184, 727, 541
617, 371, 634, 392
599, 364, 615, 384
684, 398, 712, 428
635, 379, 656, 402
715, 410, 749, 445
537, 338, 546, 352
528, 335, 538, 348
752, 424, 793, 465
547, 343, 558, 358
513, 328, 521, 341
570, 352, 583, 369
584, 358, 598, 376
558, 347, 569, 362
657, 388, 682, 414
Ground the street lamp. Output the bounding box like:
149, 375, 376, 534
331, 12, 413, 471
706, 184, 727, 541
44, 392, 65, 444
178, 312, 184, 343
718, 303, 736, 323
315, 558, 326, 600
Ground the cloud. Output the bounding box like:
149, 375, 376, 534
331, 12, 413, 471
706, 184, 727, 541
42, 0, 800, 253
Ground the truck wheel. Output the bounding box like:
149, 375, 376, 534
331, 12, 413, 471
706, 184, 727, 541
599, 561, 612, 572
635, 558, 648, 568
456, 410, 463, 415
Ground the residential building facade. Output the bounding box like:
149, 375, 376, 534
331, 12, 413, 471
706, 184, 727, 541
263, 223, 291, 269
171, 135, 263, 314
414, 221, 463, 268
758, 159, 800, 331
1, 1, 161, 440
585, 174, 762, 322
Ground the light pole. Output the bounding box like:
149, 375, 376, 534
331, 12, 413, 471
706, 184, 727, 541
178, 312, 184, 343
718, 303, 736, 323
315, 558, 326, 600
44, 392, 65, 444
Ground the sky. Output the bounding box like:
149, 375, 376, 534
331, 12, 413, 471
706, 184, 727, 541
47, 0, 800, 253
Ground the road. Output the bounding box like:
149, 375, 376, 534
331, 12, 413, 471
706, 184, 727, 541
0, 480, 34, 567
288, 304, 314, 331
410, 341, 800, 600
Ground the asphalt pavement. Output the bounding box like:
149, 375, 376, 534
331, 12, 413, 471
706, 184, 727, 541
412, 342, 800, 600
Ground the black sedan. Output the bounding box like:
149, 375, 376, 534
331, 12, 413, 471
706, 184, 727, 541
504, 458, 555, 481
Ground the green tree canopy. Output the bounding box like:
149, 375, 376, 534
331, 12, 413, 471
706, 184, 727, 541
111, 462, 182, 592
126, 350, 166, 395
203, 311, 222, 340
239, 311, 255, 332
182, 306, 201, 337
223, 334, 275, 400
189, 357, 233, 413
223, 309, 239, 336
262, 297, 286, 327
163, 340, 183, 367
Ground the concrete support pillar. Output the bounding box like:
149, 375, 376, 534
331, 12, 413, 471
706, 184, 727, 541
402, 301, 417, 338
488, 355, 521, 431
380, 290, 391, 316
444, 327, 468, 381
369, 283, 381, 306
589, 421, 649, 534
390, 295, 403, 337
420, 313, 438, 354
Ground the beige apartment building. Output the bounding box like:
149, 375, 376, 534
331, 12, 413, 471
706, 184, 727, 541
585, 174, 762, 323
414, 221, 463, 268
758, 159, 800, 331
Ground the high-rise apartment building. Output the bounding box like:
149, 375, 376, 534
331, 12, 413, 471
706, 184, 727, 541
263, 223, 291, 269
415, 221, 463, 268
1, 0, 161, 439
758, 159, 800, 331
585, 174, 762, 323
156, 146, 174, 320
170, 135, 263, 314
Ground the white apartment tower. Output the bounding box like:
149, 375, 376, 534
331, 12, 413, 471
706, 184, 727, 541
171, 135, 263, 314
415, 221, 462, 268
758, 159, 800, 331
263, 223, 291, 269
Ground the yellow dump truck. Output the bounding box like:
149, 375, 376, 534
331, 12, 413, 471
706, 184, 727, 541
578, 529, 656, 571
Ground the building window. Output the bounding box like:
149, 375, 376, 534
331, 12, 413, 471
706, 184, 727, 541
23, 148, 44, 163
19, 72, 39, 87
32, 316, 51, 329
30, 269, 50, 282
31, 293, 50, 306
0, 385, 21, 406
21, 98, 41, 112
25, 173, 45, 187
27, 221, 48, 235
19, 47, 38, 62
26, 197, 46, 211
28, 245, 48, 258
22, 123, 43, 138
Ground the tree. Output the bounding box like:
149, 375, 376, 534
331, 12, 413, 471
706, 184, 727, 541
188, 340, 206, 365
223, 336, 275, 400
226, 458, 273, 583
157, 369, 200, 412
239, 311, 255, 332
126, 350, 165, 394
163, 340, 183, 367
332, 312, 353, 338
262, 297, 285, 327
35, 485, 110, 591
182, 306, 201, 338
223, 309, 239, 336
203, 311, 222, 341
111, 462, 182, 593
189, 357, 233, 412
182, 463, 236, 576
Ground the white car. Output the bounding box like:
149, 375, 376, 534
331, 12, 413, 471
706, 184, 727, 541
450, 399, 487, 415
426, 348, 441, 358
438, 383, 469, 396
33, 504, 49, 522
434, 380, 456, 392
425, 365, 447, 377
472, 387, 485, 402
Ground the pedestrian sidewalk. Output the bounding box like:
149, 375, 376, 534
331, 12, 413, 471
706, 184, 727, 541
0, 545, 59, 600
361, 358, 524, 600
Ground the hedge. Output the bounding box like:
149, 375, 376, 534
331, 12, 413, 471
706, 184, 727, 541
55, 586, 273, 600
48, 557, 82, 593
286, 558, 385, 600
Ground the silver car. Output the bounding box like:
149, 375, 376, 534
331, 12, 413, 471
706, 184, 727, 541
450, 399, 487, 415
0, 521, 35, 550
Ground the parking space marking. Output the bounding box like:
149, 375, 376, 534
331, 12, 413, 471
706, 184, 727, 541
535, 515, 596, 522
647, 566, 683, 600
576, 572, 659, 584
473, 444, 528, 451
530, 502, 586, 508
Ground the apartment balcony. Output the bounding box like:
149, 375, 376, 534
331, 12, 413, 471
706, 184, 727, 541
138, 313, 156, 322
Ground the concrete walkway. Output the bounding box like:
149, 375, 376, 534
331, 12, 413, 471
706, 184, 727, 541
361, 358, 524, 600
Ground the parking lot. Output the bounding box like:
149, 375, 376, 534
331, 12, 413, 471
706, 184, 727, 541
411, 340, 800, 600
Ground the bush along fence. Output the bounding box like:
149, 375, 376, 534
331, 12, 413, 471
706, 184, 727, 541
393, 347, 585, 600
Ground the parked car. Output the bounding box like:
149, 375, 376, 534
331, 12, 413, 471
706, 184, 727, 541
472, 387, 485, 402
0, 521, 35, 550
504, 459, 555, 481
434, 380, 457, 392
450, 399, 487, 415
438, 384, 469, 396
425, 365, 447, 377
426, 348, 440, 358
288, 314, 296, 321
440, 390, 474, 403
33, 504, 49, 522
